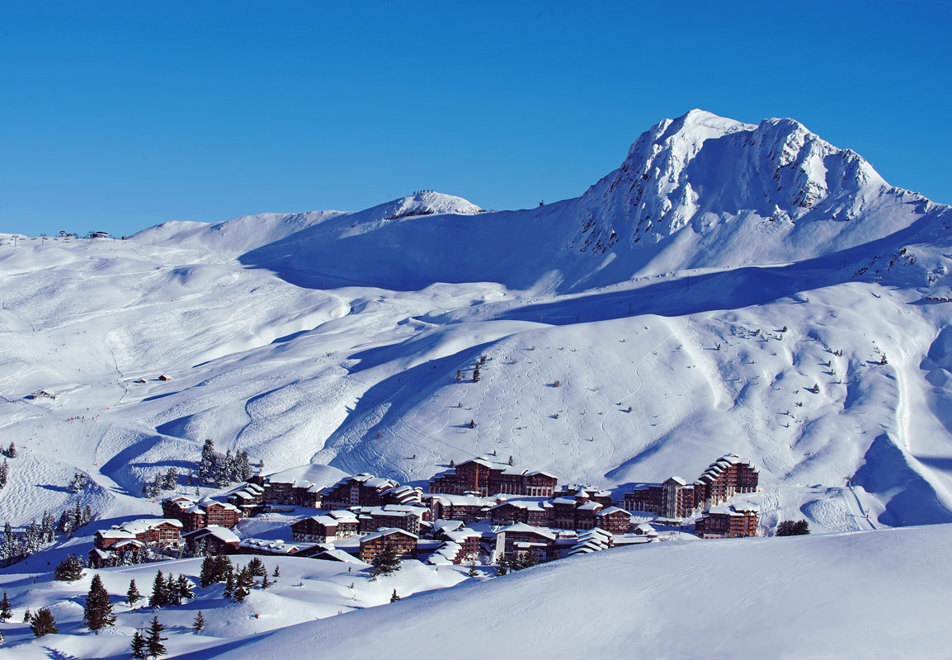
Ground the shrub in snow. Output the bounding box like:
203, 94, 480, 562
776, 520, 811, 536
30, 608, 58, 637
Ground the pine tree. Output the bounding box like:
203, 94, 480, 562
247, 556, 266, 577
0, 592, 11, 620
272, 564, 280, 578
83, 573, 116, 633
127, 579, 142, 607
0, 459, 7, 489
41, 511, 55, 543
198, 438, 217, 484
23, 608, 31, 623
233, 566, 254, 602
161, 467, 177, 490
371, 543, 402, 577
0, 522, 15, 566
130, 630, 148, 659
468, 562, 478, 578
200, 556, 214, 588
468, 419, 476, 429
496, 556, 509, 575
472, 364, 480, 382
145, 615, 167, 658
6, 442, 15, 459
150, 570, 167, 608
260, 573, 271, 590
175, 574, 194, 602
192, 610, 206, 633
54, 554, 84, 581
455, 369, 462, 382
23, 521, 41, 555
30, 608, 58, 637
223, 570, 235, 599
390, 588, 400, 603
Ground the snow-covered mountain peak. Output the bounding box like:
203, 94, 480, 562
357, 190, 484, 222
571, 109, 894, 259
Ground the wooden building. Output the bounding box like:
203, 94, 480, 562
359, 528, 418, 563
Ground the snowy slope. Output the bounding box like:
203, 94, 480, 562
197, 524, 952, 660
1, 110, 952, 541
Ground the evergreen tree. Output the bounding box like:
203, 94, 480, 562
23, 521, 41, 555
272, 564, 280, 578
175, 574, 195, 602
223, 570, 235, 599
130, 630, 148, 659
30, 608, 58, 637
371, 543, 402, 577
54, 555, 84, 581
455, 369, 462, 382
0, 591, 12, 621
472, 364, 480, 382
161, 467, 177, 490
200, 556, 215, 588
150, 570, 167, 608
6, 442, 15, 459
164, 573, 179, 606
83, 573, 116, 633
127, 579, 142, 607
40, 511, 56, 543
467, 419, 476, 429
0, 522, 15, 566
233, 566, 254, 602
468, 562, 478, 578
145, 615, 167, 658
198, 438, 217, 484
496, 556, 510, 575
247, 557, 266, 577
260, 573, 271, 590
0, 459, 7, 489
777, 519, 811, 536
390, 588, 400, 603
192, 610, 206, 634
23, 608, 31, 623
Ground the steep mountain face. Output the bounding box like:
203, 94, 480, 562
1, 110, 951, 540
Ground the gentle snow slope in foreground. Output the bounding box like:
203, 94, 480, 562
198, 525, 952, 660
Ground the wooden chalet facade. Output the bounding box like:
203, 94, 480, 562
162, 496, 242, 533
694, 505, 759, 538
596, 506, 635, 533
320, 474, 400, 510
359, 528, 418, 563
429, 456, 558, 497
494, 523, 557, 563
291, 511, 359, 543
183, 526, 241, 555
94, 519, 182, 550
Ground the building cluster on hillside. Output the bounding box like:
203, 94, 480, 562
89, 452, 760, 569
622, 454, 759, 527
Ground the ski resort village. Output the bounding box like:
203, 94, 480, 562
3, 104, 952, 658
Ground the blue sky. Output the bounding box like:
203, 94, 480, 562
1, 1, 950, 236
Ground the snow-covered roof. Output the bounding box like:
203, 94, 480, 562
634, 523, 657, 536
444, 528, 480, 543
192, 525, 240, 543
577, 501, 603, 511
665, 476, 688, 486
598, 506, 631, 517
117, 518, 183, 533
500, 523, 556, 540
361, 528, 419, 542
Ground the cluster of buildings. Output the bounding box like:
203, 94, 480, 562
89, 452, 761, 570
622, 454, 759, 522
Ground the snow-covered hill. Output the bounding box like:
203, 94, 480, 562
2, 109, 952, 540
197, 524, 952, 660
